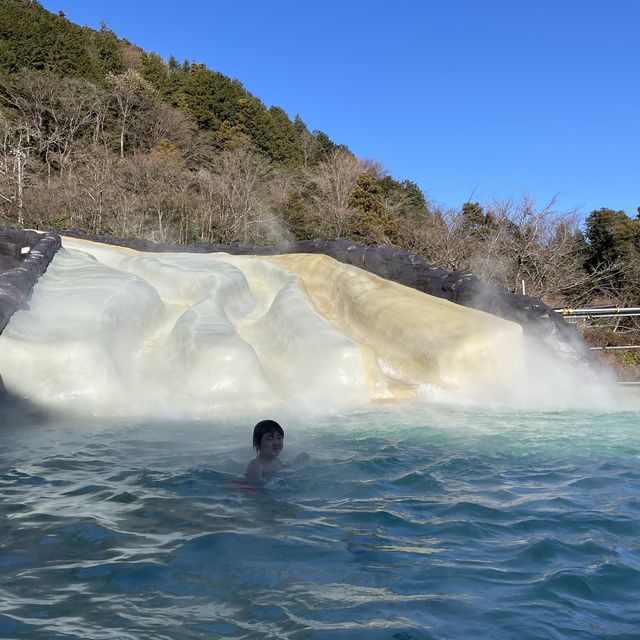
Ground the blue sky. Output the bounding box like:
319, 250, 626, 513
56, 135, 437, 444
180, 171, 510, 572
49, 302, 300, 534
41, 0, 639, 222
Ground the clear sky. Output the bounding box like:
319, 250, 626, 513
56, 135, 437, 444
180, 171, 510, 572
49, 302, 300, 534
41, 0, 639, 222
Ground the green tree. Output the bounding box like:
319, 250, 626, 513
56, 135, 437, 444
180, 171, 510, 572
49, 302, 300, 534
0, 1, 119, 79
280, 191, 318, 240
349, 172, 396, 243
94, 22, 125, 76
0, 39, 18, 72
400, 179, 427, 212
140, 52, 171, 97
378, 176, 429, 218
211, 120, 251, 151
585, 207, 639, 267
309, 130, 337, 165
462, 201, 486, 229
46, 28, 92, 77
266, 105, 303, 166
235, 95, 276, 158
180, 64, 243, 131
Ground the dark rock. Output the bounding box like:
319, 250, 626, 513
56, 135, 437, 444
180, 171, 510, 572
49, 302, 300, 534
0, 227, 61, 333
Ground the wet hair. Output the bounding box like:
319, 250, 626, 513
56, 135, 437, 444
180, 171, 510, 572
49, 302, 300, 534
253, 419, 284, 452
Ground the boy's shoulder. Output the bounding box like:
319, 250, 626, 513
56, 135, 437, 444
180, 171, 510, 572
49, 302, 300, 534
245, 456, 264, 484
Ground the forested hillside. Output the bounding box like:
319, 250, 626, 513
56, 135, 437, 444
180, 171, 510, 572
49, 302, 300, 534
1, 0, 639, 378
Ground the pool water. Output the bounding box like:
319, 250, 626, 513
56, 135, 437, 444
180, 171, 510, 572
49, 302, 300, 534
1, 402, 639, 639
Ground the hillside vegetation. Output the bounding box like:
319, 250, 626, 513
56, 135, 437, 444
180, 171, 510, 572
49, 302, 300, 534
1, 0, 639, 378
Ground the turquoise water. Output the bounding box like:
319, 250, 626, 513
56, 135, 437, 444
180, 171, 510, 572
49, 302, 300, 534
1, 402, 639, 639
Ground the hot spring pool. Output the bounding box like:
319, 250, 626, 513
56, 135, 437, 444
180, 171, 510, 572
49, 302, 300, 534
1, 401, 639, 639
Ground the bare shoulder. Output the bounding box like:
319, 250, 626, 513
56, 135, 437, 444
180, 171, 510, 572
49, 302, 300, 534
245, 457, 263, 484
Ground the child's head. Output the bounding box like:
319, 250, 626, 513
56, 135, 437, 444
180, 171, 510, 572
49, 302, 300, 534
253, 419, 284, 452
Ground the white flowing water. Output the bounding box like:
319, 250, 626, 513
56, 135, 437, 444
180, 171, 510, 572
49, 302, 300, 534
0, 237, 629, 418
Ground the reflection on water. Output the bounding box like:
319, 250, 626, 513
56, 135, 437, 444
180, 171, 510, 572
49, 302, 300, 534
1, 403, 639, 639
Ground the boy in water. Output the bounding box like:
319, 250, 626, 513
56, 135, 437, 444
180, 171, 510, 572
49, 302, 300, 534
245, 419, 309, 486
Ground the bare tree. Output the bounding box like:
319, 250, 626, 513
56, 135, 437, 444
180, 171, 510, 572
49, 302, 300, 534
473, 195, 586, 303
195, 147, 286, 244
308, 149, 366, 238
1, 70, 103, 182
0, 112, 34, 227
396, 194, 611, 309
66, 145, 120, 233
112, 145, 191, 241
139, 101, 195, 152
397, 205, 471, 272
106, 69, 158, 157
299, 126, 315, 170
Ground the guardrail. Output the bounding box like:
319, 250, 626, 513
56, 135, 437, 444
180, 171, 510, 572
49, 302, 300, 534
554, 307, 640, 386
554, 307, 640, 318
590, 345, 640, 351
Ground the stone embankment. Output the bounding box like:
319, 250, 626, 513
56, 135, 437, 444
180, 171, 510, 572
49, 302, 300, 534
0, 228, 61, 333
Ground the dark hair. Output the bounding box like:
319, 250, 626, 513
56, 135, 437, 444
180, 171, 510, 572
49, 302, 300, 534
253, 419, 284, 452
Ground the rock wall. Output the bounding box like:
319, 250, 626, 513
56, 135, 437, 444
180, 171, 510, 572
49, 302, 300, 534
0, 227, 61, 333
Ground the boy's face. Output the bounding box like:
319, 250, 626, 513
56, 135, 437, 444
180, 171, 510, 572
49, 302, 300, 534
259, 430, 284, 458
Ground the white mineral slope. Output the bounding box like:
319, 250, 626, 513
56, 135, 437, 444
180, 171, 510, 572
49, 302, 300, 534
269, 253, 524, 398
0, 237, 525, 418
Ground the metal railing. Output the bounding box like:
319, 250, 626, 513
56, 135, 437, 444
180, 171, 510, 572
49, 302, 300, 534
590, 345, 640, 351
554, 306, 640, 318
553, 306, 640, 385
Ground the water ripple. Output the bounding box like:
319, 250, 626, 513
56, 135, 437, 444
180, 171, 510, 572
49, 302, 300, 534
1, 408, 639, 639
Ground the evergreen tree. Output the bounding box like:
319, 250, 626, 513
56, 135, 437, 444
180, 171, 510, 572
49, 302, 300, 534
180, 64, 247, 132
266, 106, 303, 166
94, 22, 125, 76
46, 28, 91, 77
309, 130, 348, 166
378, 176, 429, 217
140, 52, 171, 97
0, 0, 344, 170
462, 201, 486, 229
236, 94, 276, 157
211, 120, 251, 151
310, 130, 337, 165
280, 191, 317, 239
0, 39, 18, 72
585, 207, 639, 267
400, 180, 427, 212
0, 0, 117, 79
293, 114, 308, 135
349, 172, 397, 242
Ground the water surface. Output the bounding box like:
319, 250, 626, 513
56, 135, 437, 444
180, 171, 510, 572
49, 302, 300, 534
1, 402, 639, 639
